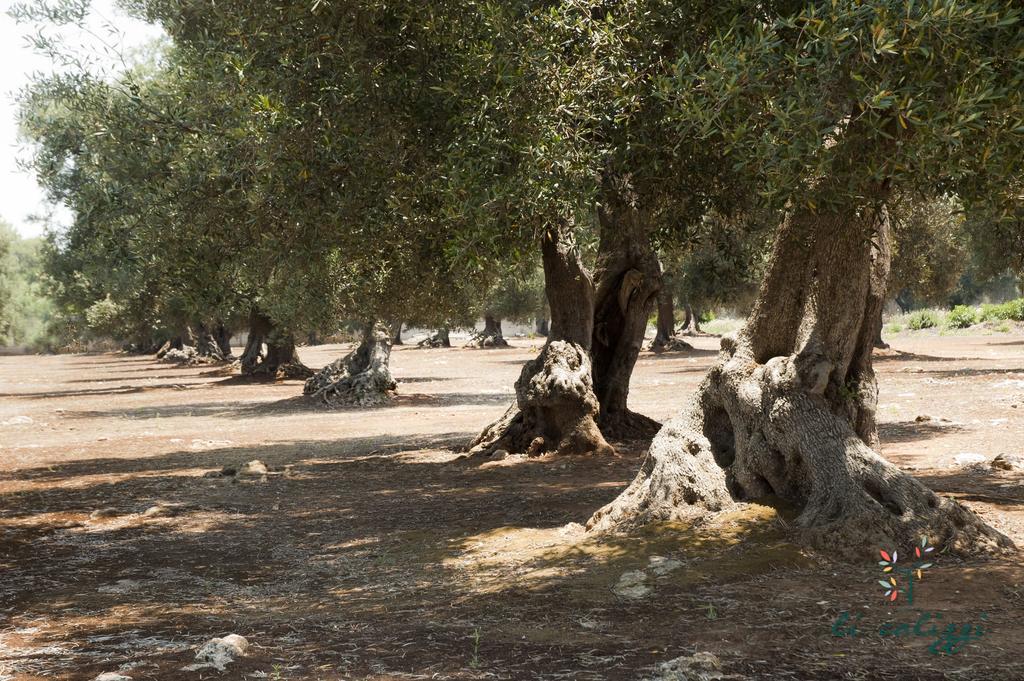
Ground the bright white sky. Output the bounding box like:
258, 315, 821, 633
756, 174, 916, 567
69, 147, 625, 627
0, 0, 164, 237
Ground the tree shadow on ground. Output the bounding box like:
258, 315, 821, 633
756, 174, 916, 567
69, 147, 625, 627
3, 429, 1022, 680
0, 383, 209, 400
878, 420, 965, 443
916, 468, 1024, 509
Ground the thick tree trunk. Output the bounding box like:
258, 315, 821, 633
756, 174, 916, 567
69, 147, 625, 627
155, 335, 183, 359
590, 203, 1011, 558
680, 303, 705, 335
590, 189, 662, 440
649, 281, 694, 353
417, 326, 451, 348
391, 319, 404, 345
303, 322, 397, 406
468, 222, 613, 457
159, 325, 202, 363
466, 314, 509, 348
214, 323, 233, 358
194, 322, 226, 361
240, 309, 312, 379
873, 306, 890, 349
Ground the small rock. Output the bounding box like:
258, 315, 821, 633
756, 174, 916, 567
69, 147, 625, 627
238, 460, 268, 476
648, 555, 684, 576
93, 673, 132, 681
141, 505, 168, 518
953, 452, 988, 468
1, 415, 33, 426
89, 508, 119, 520
644, 652, 724, 681
185, 634, 249, 671
992, 454, 1024, 471
613, 570, 651, 599
491, 449, 509, 460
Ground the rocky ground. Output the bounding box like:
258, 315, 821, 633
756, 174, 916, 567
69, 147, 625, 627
1, 331, 1022, 680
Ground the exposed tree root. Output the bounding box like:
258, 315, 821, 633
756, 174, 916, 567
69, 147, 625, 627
589, 347, 1012, 557
417, 328, 451, 348
465, 315, 509, 348
469, 340, 614, 457
648, 335, 695, 353
303, 324, 396, 406
599, 408, 661, 442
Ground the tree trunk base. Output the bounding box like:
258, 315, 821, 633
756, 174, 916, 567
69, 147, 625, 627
417, 329, 451, 348
303, 325, 396, 406
648, 335, 696, 353
589, 348, 1012, 559
469, 341, 614, 457
464, 330, 509, 348
599, 408, 661, 442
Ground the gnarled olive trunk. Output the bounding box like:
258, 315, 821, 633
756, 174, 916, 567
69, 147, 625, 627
391, 319, 404, 345
590, 203, 1011, 558
240, 309, 312, 379
304, 322, 397, 406
590, 193, 662, 440
418, 326, 451, 348
469, 223, 613, 457
466, 314, 509, 348
649, 279, 694, 353
194, 322, 226, 361
680, 303, 704, 335
214, 323, 233, 358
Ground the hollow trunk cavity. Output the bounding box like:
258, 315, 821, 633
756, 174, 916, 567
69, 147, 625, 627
590, 188, 663, 440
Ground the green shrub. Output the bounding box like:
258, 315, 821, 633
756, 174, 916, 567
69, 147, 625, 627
946, 305, 978, 329
907, 310, 940, 330
979, 298, 1024, 322
885, 322, 903, 334
979, 303, 1007, 322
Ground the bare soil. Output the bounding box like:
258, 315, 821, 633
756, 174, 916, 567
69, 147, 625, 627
1, 333, 1023, 680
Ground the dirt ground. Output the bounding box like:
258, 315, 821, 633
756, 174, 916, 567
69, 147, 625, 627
2, 331, 1023, 681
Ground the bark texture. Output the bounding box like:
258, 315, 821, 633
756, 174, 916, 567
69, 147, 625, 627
465, 314, 509, 348
590, 188, 662, 440
239, 310, 313, 379
304, 323, 397, 406
589, 204, 1011, 558
469, 223, 613, 458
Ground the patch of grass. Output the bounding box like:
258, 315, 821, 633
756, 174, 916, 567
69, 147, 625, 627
885, 322, 903, 334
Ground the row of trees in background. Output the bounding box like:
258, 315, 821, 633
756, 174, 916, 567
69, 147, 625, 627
12, 0, 1024, 557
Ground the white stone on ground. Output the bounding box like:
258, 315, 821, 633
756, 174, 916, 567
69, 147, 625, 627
952, 452, 988, 467
648, 555, 684, 576
238, 460, 269, 476
1, 415, 33, 426
93, 673, 132, 681
183, 634, 249, 671
992, 453, 1024, 471
613, 570, 651, 599
643, 652, 725, 680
